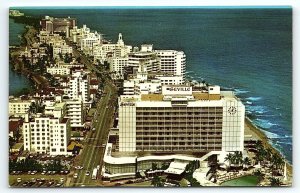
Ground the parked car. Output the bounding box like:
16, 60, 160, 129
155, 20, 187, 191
75, 166, 83, 170
85, 171, 90, 176
73, 173, 78, 179
17, 178, 22, 183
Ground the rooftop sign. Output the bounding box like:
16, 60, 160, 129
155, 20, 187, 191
162, 86, 192, 95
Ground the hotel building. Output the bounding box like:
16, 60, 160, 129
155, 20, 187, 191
155, 50, 186, 77
40, 16, 76, 36
118, 85, 245, 153
23, 116, 71, 155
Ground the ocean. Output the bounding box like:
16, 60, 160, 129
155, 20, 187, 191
12, 8, 293, 163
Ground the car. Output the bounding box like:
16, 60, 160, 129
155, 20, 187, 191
55, 183, 62, 187
60, 178, 64, 182
102, 143, 106, 147
92, 127, 96, 131
22, 182, 29, 187
85, 171, 90, 176
41, 171, 46, 175
17, 178, 22, 183
47, 181, 54, 187
27, 171, 32, 174
31, 171, 37, 175
64, 170, 70, 174
75, 166, 83, 170
73, 173, 78, 179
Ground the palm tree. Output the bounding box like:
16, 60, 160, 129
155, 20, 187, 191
269, 177, 281, 186
9, 136, 16, 153
271, 153, 284, 176
233, 151, 243, 167
253, 169, 265, 182
151, 175, 165, 187
242, 157, 251, 169
224, 153, 234, 169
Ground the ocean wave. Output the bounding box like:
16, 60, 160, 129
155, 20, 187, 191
275, 141, 292, 145
245, 101, 253, 105
260, 129, 280, 139
234, 88, 250, 94
245, 96, 262, 101
246, 105, 267, 114
253, 118, 278, 129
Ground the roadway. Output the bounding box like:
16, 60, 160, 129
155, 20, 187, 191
67, 40, 118, 187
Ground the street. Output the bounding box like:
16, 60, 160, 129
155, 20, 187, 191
67, 40, 118, 186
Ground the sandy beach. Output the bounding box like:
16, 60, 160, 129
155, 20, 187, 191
244, 117, 293, 179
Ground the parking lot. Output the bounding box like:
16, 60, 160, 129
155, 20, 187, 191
9, 173, 69, 188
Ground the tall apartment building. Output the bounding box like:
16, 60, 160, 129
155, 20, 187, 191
118, 85, 245, 153
80, 32, 102, 53
128, 51, 160, 73
68, 71, 90, 103
155, 50, 186, 77
64, 99, 84, 128
23, 116, 71, 155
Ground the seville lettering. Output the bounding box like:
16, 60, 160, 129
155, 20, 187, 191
169, 87, 191, 92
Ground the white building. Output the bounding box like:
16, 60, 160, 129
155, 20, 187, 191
53, 43, 73, 59
128, 51, 160, 73
68, 71, 90, 103
155, 50, 186, 77
9, 99, 32, 115
23, 116, 71, 155
80, 32, 102, 54
110, 57, 128, 79
118, 85, 245, 153
94, 33, 132, 63
64, 99, 84, 128
47, 65, 71, 75
155, 74, 184, 85
44, 102, 67, 119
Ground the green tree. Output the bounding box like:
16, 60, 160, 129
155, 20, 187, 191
242, 157, 251, 169
151, 175, 165, 187
269, 177, 281, 186
253, 169, 265, 182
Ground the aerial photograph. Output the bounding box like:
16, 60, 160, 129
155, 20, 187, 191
8, 7, 292, 187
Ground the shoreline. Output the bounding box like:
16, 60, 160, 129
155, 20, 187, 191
9, 13, 292, 178
244, 117, 292, 175
9, 23, 49, 96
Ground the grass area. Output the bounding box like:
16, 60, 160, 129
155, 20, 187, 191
221, 175, 259, 187
122, 181, 152, 187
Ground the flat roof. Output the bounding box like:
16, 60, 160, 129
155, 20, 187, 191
141, 94, 163, 101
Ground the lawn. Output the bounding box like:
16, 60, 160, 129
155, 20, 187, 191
221, 175, 259, 187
